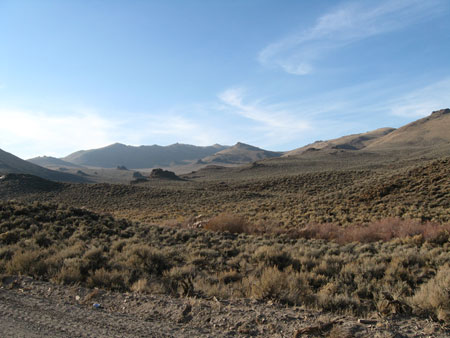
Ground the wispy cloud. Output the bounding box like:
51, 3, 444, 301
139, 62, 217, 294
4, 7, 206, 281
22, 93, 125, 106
259, 0, 446, 75
0, 107, 228, 158
0, 109, 118, 159
127, 113, 225, 147
218, 87, 310, 146
385, 78, 450, 118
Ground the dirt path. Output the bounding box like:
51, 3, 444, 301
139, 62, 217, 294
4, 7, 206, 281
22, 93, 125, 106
0, 276, 448, 337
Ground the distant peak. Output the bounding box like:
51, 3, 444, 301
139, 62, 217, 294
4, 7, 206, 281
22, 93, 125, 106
235, 142, 252, 147
108, 142, 126, 147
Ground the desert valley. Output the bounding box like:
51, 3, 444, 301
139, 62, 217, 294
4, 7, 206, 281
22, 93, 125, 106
1, 109, 449, 337
2, 1, 450, 336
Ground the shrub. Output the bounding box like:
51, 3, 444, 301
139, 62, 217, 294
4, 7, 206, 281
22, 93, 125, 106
410, 265, 450, 321
87, 268, 126, 290
163, 265, 196, 297
246, 266, 288, 301
0, 230, 21, 245
245, 266, 309, 305
34, 233, 53, 247
81, 247, 107, 272
253, 246, 298, 271
124, 244, 171, 277
6, 251, 48, 277
52, 260, 83, 285
130, 278, 150, 293
204, 213, 249, 234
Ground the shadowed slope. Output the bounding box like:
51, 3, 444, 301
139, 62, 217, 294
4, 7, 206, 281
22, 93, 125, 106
0, 148, 86, 183
28, 156, 85, 169
62, 143, 228, 169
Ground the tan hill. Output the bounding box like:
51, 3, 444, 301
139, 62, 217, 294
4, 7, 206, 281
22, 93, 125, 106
285, 127, 395, 156
62, 143, 228, 169
0, 148, 86, 183
27, 156, 84, 169
202, 142, 283, 164
366, 108, 450, 150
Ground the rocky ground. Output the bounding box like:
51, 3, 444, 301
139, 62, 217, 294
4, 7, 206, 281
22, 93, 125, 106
0, 276, 448, 337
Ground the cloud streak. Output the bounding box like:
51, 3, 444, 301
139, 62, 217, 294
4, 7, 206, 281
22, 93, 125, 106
218, 88, 310, 146
385, 78, 450, 118
2, 77, 448, 159
259, 0, 446, 75
0, 107, 228, 159
0, 109, 119, 159
130, 113, 226, 147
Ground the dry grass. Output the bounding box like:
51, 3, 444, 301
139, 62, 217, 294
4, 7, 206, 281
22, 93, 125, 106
0, 201, 449, 322
289, 218, 450, 244
1, 157, 450, 323
2, 157, 449, 228
204, 213, 250, 234
410, 264, 450, 321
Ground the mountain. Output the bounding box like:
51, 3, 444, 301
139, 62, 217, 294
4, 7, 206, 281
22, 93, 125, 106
285, 127, 395, 156
62, 143, 229, 169
201, 142, 283, 164
27, 156, 84, 169
0, 148, 86, 183
366, 108, 450, 150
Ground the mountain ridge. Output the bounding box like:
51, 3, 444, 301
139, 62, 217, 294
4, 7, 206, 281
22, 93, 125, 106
25, 108, 450, 172
62, 143, 229, 169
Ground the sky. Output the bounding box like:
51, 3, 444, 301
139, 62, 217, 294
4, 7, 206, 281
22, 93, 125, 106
1, 0, 450, 159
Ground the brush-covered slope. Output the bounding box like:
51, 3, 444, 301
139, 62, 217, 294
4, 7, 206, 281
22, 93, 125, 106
28, 156, 84, 169
62, 143, 228, 169
285, 127, 395, 156
0, 148, 86, 183
202, 142, 283, 164
367, 108, 450, 150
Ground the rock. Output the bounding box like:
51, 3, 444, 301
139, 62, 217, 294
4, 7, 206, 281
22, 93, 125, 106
132, 171, 144, 178
293, 321, 338, 337
149, 168, 182, 180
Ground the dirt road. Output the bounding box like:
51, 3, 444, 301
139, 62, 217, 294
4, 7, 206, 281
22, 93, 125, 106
0, 276, 448, 337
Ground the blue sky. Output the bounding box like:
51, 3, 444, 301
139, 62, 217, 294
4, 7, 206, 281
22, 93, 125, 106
1, 0, 449, 159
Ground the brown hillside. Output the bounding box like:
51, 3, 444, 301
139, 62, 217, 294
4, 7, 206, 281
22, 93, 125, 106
367, 108, 450, 150
285, 127, 395, 156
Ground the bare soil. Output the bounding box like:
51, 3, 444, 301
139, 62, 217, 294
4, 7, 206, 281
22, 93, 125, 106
1, 276, 448, 337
